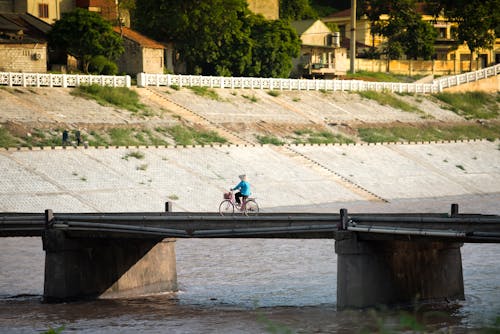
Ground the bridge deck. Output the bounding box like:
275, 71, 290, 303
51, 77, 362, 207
2, 208, 500, 242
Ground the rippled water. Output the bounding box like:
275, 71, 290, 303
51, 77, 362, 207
0, 236, 499, 333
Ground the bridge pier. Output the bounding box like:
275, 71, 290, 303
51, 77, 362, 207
335, 233, 464, 309
42, 229, 177, 302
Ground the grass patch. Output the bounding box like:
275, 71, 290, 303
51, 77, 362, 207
169, 84, 180, 91
242, 94, 258, 102
433, 91, 499, 119
256, 135, 284, 145
292, 129, 354, 145
123, 151, 145, 160
136, 163, 148, 171
267, 90, 280, 97
71, 84, 147, 114
357, 91, 422, 114
0, 127, 19, 147
344, 70, 423, 83
166, 125, 227, 146
358, 123, 500, 143
188, 86, 221, 100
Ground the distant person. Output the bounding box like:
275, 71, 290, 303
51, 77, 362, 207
231, 174, 251, 206
75, 130, 81, 146
62, 130, 69, 146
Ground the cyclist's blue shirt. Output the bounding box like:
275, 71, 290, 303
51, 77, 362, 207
233, 181, 251, 196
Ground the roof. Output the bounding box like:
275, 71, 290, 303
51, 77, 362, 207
113, 27, 165, 49
0, 13, 51, 44
324, 8, 351, 19
291, 19, 317, 35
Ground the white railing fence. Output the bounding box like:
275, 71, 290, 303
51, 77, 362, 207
1, 63, 497, 92
137, 63, 500, 93
0, 72, 131, 88
137, 72, 439, 93
433, 63, 500, 90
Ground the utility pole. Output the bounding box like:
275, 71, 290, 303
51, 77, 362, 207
350, 0, 356, 74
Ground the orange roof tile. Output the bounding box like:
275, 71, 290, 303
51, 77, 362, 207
113, 26, 165, 49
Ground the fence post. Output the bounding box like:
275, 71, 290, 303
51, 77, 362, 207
339, 208, 348, 230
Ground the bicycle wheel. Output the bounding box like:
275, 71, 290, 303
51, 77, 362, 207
244, 199, 259, 216
219, 200, 235, 216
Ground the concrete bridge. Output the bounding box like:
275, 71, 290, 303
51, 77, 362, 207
2, 204, 500, 309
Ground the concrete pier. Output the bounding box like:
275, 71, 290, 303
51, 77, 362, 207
42, 229, 177, 302
335, 233, 464, 309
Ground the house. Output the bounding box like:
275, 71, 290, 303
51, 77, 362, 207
0, 0, 75, 24
323, 7, 500, 70
0, 12, 51, 72
113, 27, 165, 74
291, 19, 348, 78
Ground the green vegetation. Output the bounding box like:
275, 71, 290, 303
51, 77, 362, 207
358, 123, 500, 143
346, 71, 422, 83
72, 85, 149, 114
242, 94, 258, 102
48, 8, 123, 73
256, 135, 284, 145
169, 84, 180, 91
0, 127, 19, 147
188, 86, 221, 100
42, 326, 65, 334
434, 91, 499, 119
165, 125, 227, 146
267, 90, 280, 97
357, 91, 423, 114
123, 151, 145, 160
133, 0, 300, 77
136, 163, 148, 171
292, 129, 354, 145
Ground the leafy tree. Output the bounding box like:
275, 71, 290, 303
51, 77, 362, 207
363, 0, 436, 62
245, 16, 301, 77
133, 0, 252, 76
427, 0, 499, 70
133, 0, 301, 77
48, 8, 124, 73
280, 0, 317, 20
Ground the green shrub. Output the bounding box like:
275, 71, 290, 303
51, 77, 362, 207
256, 135, 284, 145
357, 91, 422, 113
88, 55, 118, 75
0, 127, 18, 148
434, 91, 499, 119
72, 85, 146, 113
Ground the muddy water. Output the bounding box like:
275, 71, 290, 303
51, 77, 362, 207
0, 236, 499, 333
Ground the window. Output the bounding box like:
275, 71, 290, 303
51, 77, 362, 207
439, 28, 446, 39
38, 3, 49, 18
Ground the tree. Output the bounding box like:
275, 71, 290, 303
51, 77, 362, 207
245, 16, 301, 77
363, 0, 436, 62
280, 0, 317, 21
48, 8, 124, 73
133, 0, 252, 75
427, 0, 499, 70
132, 0, 301, 77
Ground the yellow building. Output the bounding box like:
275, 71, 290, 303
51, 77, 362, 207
323, 7, 500, 70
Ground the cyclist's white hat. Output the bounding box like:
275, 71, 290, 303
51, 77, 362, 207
239, 174, 246, 180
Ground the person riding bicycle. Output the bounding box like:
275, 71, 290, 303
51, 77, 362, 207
231, 174, 251, 207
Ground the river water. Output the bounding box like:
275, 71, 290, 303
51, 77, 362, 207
0, 235, 499, 333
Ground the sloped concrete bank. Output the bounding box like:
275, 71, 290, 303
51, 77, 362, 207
1, 140, 499, 214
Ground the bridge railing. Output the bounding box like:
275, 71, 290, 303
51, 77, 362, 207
0, 72, 131, 88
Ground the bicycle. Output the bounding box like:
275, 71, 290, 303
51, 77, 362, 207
219, 190, 259, 216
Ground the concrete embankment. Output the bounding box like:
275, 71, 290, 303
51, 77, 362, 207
1, 140, 499, 214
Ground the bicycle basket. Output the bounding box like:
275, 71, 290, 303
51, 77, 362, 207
223, 192, 231, 199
